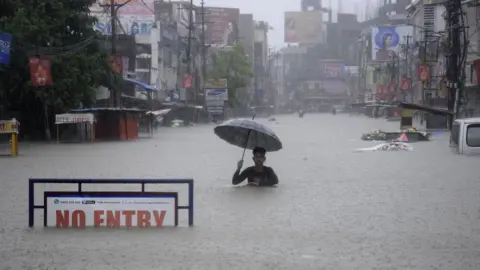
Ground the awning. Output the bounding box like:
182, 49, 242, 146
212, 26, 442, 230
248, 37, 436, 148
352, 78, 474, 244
123, 78, 158, 92
146, 109, 171, 116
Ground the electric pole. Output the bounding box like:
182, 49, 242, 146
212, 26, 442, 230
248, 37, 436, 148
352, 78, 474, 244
200, 0, 207, 87
445, 0, 463, 128
185, 0, 194, 75
100, 0, 132, 108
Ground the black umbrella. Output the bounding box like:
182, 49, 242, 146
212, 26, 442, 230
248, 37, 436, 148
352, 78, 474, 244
214, 117, 283, 160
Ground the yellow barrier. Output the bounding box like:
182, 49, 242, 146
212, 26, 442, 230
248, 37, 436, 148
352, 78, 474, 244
0, 119, 20, 157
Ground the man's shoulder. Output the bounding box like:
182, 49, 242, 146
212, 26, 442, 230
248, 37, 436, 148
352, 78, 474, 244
263, 166, 275, 172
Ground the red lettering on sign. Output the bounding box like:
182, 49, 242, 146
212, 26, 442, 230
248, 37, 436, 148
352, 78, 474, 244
123, 210, 135, 228
137, 210, 151, 228
153, 210, 166, 227
106, 210, 121, 228
56, 210, 86, 228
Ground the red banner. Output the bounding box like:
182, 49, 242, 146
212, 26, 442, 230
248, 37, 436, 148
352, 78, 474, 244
387, 83, 395, 94
400, 78, 411, 91
376, 85, 385, 100
29, 57, 53, 86
108, 56, 123, 73
418, 64, 430, 82
473, 59, 480, 85
182, 74, 192, 88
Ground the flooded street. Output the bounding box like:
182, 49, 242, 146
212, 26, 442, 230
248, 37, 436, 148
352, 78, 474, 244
1, 114, 480, 269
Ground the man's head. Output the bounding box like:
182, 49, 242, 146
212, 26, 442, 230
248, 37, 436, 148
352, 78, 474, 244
252, 147, 266, 166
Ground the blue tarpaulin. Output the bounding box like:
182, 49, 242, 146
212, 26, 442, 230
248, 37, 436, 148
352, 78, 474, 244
0, 32, 12, 64
124, 78, 158, 92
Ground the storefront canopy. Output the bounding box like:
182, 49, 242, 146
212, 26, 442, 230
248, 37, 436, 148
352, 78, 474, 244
124, 78, 158, 92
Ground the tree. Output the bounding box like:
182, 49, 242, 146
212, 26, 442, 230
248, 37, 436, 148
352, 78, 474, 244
208, 44, 253, 107
0, 0, 120, 139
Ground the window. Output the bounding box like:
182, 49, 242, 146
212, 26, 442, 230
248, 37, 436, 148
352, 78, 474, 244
451, 122, 460, 146
466, 124, 480, 147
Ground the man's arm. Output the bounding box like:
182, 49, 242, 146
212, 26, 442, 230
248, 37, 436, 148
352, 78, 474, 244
232, 167, 251, 185
259, 167, 279, 186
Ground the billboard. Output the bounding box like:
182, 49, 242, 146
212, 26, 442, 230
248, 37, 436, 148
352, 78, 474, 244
284, 11, 323, 44
321, 61, 345, 78
204, 7, 240, 46
93, 0, 155, 36
371, 25, 414, 61
45, 192, 178, 228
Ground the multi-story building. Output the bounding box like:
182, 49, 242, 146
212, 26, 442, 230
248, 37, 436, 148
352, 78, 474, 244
356, 0, 414, 103
406, 0, 480, 118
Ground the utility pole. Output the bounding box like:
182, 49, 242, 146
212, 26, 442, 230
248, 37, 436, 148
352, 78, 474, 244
403, 35, 412, 102
100, 0, 132, 108
445, 0, 463, 128
200, 0, 207, 88
185, 0, 194, 76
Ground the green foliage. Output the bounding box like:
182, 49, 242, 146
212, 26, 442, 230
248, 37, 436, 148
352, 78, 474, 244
0, 0, 119, 113
208, 44, 253, 107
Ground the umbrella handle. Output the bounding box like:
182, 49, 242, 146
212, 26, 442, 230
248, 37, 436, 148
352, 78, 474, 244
240, 114, 256, 161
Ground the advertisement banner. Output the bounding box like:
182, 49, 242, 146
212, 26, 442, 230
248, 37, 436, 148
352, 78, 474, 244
93, 0, 154, 36
204, 7, 239, 46
29, 57, 53, 86
205, 78, 228, 89
205, 88, 228, 101
108, 56, 123, 73
400, 78, 411, 91
376, 85, 385, 100
0, 32, 12, 64
45, 192, 178, 228
284, 11, 323, 44
0, 119, 19, 134
322, 61, 345, 78
418, 64, 430, 82
206, 100, 224, 114
182, 74, 193, 89
371, 25, 414, 61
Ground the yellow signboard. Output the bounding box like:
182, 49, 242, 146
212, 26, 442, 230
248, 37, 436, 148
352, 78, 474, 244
0, 119, 20, 134
205, 78, 228, 89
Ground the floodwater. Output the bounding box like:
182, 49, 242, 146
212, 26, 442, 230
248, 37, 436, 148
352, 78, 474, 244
1, 114, 480, 270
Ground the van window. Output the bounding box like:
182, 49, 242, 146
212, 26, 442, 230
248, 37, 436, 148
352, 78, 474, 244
451, 122, 460, 145
466, 124, 480, 147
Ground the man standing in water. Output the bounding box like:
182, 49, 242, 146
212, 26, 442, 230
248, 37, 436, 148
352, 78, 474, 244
232, 147, 279, 186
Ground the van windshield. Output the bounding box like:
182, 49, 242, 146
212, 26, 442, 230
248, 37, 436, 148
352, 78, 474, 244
466, 124, 480, 147
451, 122, 460, 146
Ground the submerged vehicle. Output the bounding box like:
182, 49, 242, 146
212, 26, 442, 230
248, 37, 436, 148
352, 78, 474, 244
451, 117, 480, 155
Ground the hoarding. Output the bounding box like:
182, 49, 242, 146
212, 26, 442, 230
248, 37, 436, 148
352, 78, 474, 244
322, 61, 345, 78
284, 11, 323, 44
205, 78, 228, 89
45, 192, 178, 228
204, 7, 240, 46
0, 119, 19, 134
206, 100, 224, 114
371, 25, 414, 61
205, 88, 228, 101
93, 0, 155, 36
0, 32, 12, 64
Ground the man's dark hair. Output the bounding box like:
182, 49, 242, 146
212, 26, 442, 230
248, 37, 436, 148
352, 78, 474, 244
253, 147, 266, 155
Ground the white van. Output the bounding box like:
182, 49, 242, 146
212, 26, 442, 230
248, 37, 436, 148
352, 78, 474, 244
450, 117, 480, 155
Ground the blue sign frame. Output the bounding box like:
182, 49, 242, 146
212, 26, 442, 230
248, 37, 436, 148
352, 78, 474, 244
0, 32, 12, 64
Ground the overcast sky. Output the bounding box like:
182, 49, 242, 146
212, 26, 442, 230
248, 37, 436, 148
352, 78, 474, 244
192, 0, 364, 48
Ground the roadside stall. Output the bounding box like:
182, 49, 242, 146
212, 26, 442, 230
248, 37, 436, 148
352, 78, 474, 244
55, 113, 95, 143
0, 118, 20, 156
